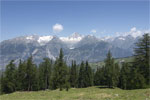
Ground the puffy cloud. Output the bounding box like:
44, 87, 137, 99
127, 27, 142, 38
91, 29, 97, 33
53, 23, 63, 33
116, 27, 146, 38
130, 27, 136, 32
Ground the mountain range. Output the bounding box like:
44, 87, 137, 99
0, 32, 142, 70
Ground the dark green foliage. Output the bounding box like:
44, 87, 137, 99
78, 61, 93, 88
94, 67, 106, 86
38, 58, 52, 90
16, 60, 27, 91
113, 63, 120, 87
0, 73, 6, 94
104, 51, 119, 88
133, 33, 150, 85
1, 60, 17, 93
52, 48, 70, 91
119, 62, 131, 89
129, 66, 146, 89
78, 61, 86, 88
0, 34, 150, 94
70, 60, 78, 88
94, 51, 120, 88
84, 61, 93, 87
25, 56, 38, 91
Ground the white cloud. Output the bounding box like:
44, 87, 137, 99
91, 29, 97, 33
131, 27, 136, 32
127, 27, 142, 38
53, 23, 63, 33
115, 27, 145, 38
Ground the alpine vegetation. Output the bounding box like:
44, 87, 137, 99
0, 33, 149, 94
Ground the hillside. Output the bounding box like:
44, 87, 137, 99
90, 56, 134, 70
0, 33, 137, 68
0, 86, 149, 100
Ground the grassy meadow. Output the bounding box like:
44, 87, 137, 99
1, 86, 150, 100
90, 56, 134, 70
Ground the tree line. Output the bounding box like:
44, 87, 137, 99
0, 33, 149, 94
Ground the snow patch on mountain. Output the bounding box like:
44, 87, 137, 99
69, 47, 75, 49
118, 37, 125, 40
60, 37, 82, 42
26, 36, 33, 40
32, 49, 38, 55
46, 49, 56, 60
38, 36, 53, 44
60, 32, 83, 43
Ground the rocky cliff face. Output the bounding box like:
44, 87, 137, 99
0, 33, 140, 69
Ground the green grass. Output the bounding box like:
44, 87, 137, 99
90, 56, 134, 70
1, 86, 150, 100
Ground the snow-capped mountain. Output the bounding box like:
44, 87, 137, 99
0, 32, 145, 69
60, 32, 83, 43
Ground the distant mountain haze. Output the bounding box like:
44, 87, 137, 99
0, 32, 144, 69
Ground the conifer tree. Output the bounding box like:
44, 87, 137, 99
25, 56, 37, 91
112, 63, 120, 87
0, 73, 5, 94
104, 51, 114, 88
16, 59, 26, 91
119, 62, 131, 89
104, 51, 119, 88
84, 61, 93, 87
129, 65, 145, 89
78, 61, 85, 88
133, 33, 150, 85
1, 60, 17, 93
38, 58, 52, 90
94, 66, 106, 86
52, 49, 70, 91
70, 60, 78, 88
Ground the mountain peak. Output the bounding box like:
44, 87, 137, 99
69, 32, 82, 38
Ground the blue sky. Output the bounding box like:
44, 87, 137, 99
1, 1, 149, 41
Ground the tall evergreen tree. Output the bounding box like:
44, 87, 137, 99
112, 63, 120, 87
25, 56, 37, 91
129, 65, 145, 89
1, 60, 17, 93
52, 49, 70, 91
78, 61, 86, 88
38, 58, 52, 90
104, 51, 119, 88
0, 73, 5, 94
119, 62, 131, 89
84, 61, 93, 87
133, 33, 150, 85
16, 60, 26, 91
70, 60, 78, 88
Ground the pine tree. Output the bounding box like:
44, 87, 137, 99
1, 60, 17, 93
133, 33, 150, 85
112, 63, 120, 87
0, 73, 5, 94
94, 67, 101, 86
78, 61, 85, 88
119, 62, 131, 89
70, 60, 78, 88
129, 65, 145, 89
104, 50, 119, 88
94, 66, 106, 86
52, 49, 70, 91
38, 58, 52, 90
25, 56, 37, 91
84, 61, 93, 87
104, 51, 113, 88
16, 59, 26, 91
